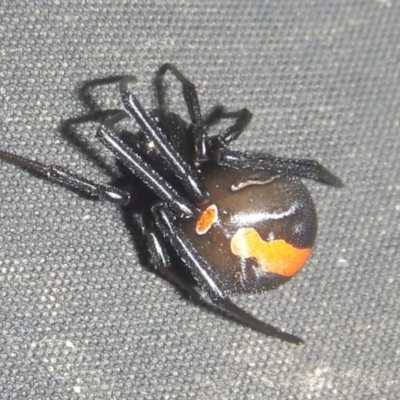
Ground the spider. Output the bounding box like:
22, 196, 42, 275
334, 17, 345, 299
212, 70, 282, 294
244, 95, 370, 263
0, 64, 343, 344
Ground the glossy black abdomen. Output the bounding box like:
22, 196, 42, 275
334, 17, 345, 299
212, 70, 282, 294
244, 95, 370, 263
179, 166, 317, 294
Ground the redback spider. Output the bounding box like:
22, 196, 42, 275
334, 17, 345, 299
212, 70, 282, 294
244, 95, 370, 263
0, 64, 343, 344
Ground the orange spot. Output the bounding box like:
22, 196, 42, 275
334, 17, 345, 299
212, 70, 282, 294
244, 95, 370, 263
231, 227, 312, 277
196, 204, 218, 235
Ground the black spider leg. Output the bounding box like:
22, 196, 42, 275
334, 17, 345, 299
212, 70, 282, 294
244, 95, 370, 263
138, 212, 204, 304
156, 64, 254, 165
96, 119, 197, 218
155, 63, 225, 165
155, 63, 207, 162
217, 148, 344, 187
154, 74, 193, 166
199, 106, 343, 186
59, 75, 130, 179
204, 106, 253, 150
140, 212, 261, 327
158, 112, 192, 166
59, 111, 122, 179
77, 75, 125, 113
152, 203, 304, 344
119, 75, 207, 203
0, 149, 131, 205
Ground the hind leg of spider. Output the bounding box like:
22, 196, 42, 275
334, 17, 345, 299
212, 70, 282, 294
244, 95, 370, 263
139, 213, 204, 304
142, 211, 289, 336
152, 203, 304, 344
0, 149, 131, 204
217, 148, 344, 187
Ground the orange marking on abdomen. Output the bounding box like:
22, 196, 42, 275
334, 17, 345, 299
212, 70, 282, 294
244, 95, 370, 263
230, 227, 312, 277
196, 204, 218, 235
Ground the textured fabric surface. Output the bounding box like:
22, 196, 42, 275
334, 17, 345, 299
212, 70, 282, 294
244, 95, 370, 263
0, 1, 399, 399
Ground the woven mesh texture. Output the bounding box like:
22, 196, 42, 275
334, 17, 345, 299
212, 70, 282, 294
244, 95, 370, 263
0, 1, 399, 399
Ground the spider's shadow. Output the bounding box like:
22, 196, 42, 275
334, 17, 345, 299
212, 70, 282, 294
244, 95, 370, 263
59, 76, 123, 179
59, 75, 158, 272
58, 74, 241, 326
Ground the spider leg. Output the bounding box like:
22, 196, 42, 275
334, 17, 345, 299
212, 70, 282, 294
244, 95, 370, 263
217, 148, 344, 187
118, 76, 207, 202
138, 213, 204, 304
156, 63, 203, 125
152, 203, 304, 344
155, 63, 211, 165
0, 149, 131, 204
142, 214, 272, 331
77, 75, 125, 113
96, 124, 197, 217
200, 107, 253, 164
205, 107, 253, 146
155, 64, 254, 164
159, 112, 193, 166
111, 111, 193, 169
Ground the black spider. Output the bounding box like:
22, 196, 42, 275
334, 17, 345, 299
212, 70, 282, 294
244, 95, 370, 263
0, 64, 342, 344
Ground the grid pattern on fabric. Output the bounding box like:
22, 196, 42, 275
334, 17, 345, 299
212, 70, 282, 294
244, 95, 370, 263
0, 1, 399, 399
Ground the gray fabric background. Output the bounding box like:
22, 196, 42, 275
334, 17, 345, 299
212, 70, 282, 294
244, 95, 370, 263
0, 1, 399, 399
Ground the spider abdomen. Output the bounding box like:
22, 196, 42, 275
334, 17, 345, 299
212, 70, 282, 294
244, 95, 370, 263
179, 166, 317, 295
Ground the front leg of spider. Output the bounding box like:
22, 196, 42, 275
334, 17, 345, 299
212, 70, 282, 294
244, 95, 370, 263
156, 64, 254, 163
0, 149, 131, 205
152, 204, 303, 344
96, 125, 197, 218
155, 63, 210, 163
119, 75, 207, 202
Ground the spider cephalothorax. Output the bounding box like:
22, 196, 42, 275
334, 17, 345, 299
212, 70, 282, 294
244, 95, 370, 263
0, 64, 342, 343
